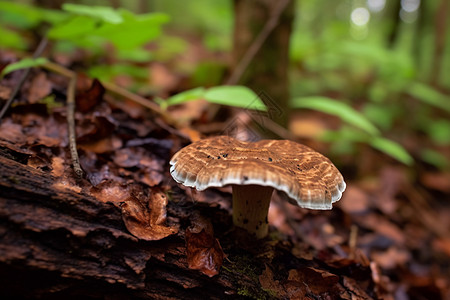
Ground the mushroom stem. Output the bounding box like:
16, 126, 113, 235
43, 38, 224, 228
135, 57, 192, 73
232, 184, 274, 239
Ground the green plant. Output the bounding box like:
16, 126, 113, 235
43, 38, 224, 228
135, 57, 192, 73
159, 85, 267, 111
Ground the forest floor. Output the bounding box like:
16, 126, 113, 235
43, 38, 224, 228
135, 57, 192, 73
1, 45, 450, 300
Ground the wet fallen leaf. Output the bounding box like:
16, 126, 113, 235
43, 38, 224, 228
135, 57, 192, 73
0, 84, 12, 99
421, 172, 450, 193
28, 72, 52, 104
371, 246, 410, 270
287, 267, 340, 297
341, 276, 372, 300
76, 78, 105, 112
185, 212, 224, 277
433, 238, 450, 257
259, 265, 289, 298
90, 180, 133, 204
121, 188, 178, 241
338, 185, 370, 214
353, 213, 405, 245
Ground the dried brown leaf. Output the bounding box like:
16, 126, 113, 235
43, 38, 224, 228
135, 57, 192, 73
342, 276, 373, 300
90, 181, 132, 204
288, 267, 339, 296
258, 265, 289, 297
76, 78, 105, 112
372, 247, 410, 270
28, 72, 52, 104
338, 185, 370, 214
185, 213, 224, 277
121, 189, 178, 241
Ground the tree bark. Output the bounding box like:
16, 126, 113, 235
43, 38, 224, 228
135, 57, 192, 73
231, 0, 294, 128
0, 151, 247, 299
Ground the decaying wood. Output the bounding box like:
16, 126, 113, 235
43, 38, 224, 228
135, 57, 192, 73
0, 153, 242, 299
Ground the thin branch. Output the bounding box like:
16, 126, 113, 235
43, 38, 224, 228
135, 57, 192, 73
0, 38, 48, 123
226, 0, 291, 85
66, 75, 83, 178
101, 81, 177, 125
41, 61, 82, 177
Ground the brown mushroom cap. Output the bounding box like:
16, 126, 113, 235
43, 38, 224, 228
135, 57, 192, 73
170, 136, 346, 210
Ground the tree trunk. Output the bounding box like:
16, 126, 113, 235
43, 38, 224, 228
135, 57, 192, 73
231, 0, 294, 128
431, 0, 449, 85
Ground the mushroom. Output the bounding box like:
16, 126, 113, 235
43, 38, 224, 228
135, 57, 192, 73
170, 136, 346, 239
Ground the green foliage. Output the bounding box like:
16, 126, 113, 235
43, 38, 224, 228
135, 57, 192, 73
321, 127, 414, 165
204, 86, 266, 110
425, 120, 450, 146
0, 2, 170, 89
407, 82, 450, 113
164, 86, 267, 111
369, 137, 413, 166
87, 64, 149, 82
0, 57, 48, 78
47, 15, 97, 40
420, 149, 449, 170
291, 97, 379, 135
46, 4, 169, 50
164, 87, 206, 107
0, 26, 27, 50
291, 97, 415, 165
62, 3, 123, 24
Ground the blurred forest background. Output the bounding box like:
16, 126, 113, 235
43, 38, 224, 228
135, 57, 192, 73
1, 0, 450, 299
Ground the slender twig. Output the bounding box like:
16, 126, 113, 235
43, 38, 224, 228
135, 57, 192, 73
226, 0, 291, 85
41, 61, 83, 177
0, 38, 48, 123
66, 75, 83, 178
101, 81, 176, 124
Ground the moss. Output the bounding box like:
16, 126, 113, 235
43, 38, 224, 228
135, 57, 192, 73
222, 253, 277, 300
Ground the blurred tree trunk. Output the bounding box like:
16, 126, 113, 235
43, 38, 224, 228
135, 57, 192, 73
386, 0, 402, 48
431, 0, 449, 86
231, 0, 294, 128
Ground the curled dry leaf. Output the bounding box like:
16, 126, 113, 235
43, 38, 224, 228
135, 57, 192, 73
185, 212, 224, 277
90, 180, 132, 204
260, 266, 347, 299
287, 267, 340, 296
76, 78, 105, 113
121, 189, 178, 241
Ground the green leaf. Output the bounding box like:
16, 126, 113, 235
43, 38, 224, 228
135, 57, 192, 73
117, 48, 153, 62
47, 15, 97, 40
420, 149, 449, 170
407, 82, 450, 113
87, 64, 148, 82
62, 3, 123, 24
204, 86, 267, 111
0, 26, 27, 50
1, 57, 48, 77
370, 137, 413, 165
92, 10, 169, 50
426, 120, 450, 145
291, 97, 380, 135
0, 1, 42, 28
165, 87, 206, 107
